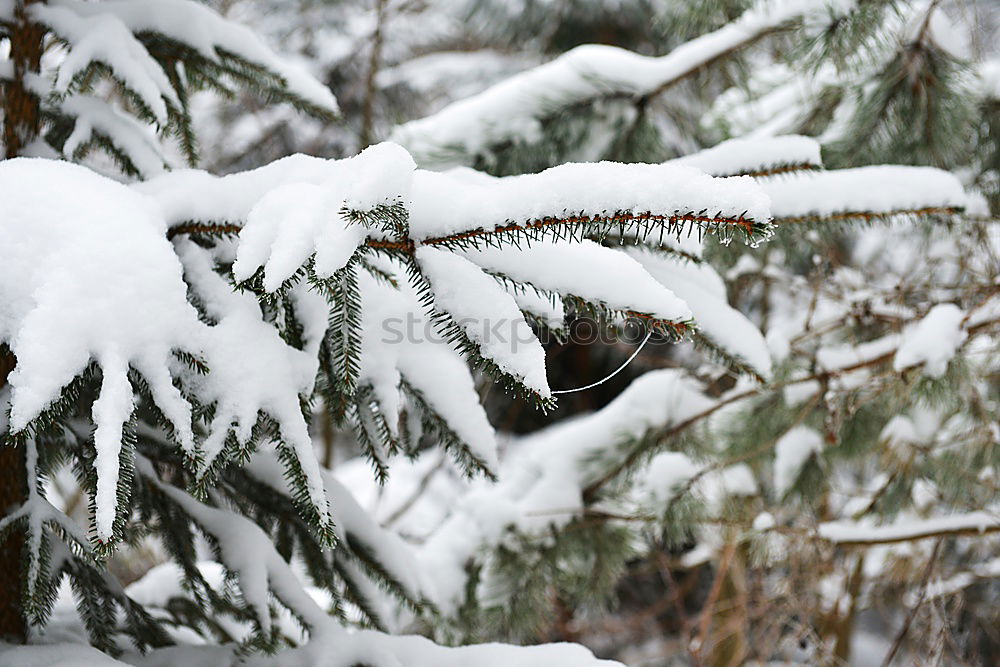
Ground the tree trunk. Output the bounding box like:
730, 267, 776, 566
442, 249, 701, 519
0, 350, 26, 642
3, 0, 45, 159
0, 0, 44, 641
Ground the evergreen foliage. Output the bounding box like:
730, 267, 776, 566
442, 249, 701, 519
1, 1, 998, 666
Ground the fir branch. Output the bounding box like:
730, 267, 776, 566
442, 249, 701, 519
773, 206, 963, 227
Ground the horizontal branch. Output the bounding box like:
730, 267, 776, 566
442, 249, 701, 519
773, 206, 962, 226
818, 512, 1000, 547
166, 210, 767, 253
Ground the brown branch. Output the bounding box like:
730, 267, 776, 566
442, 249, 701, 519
820, 520, 1000, 548
774, 207, 961, 226
166, 211, 761, 254
418, 211, 762, 247
582, 315, 1000, 502
880, 538, 943, 667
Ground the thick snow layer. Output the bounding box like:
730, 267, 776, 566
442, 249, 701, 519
45, 0, 338, 116
667, 135, 821, 177
233, 182, 368, 290
176, 242, 329, 519
419, 369, 713, 613
773, 426, 823, 496
627, 246, 772, 379
409, 162, 771, 241
461, 239, 692, 323
0, 159, 201, 541
764, 166, 966, 221
34, 3, 180, 124
391, 0, 845, 167
416, 246, 550, 397
142, 145, 771, 259
893, 303, 967, 377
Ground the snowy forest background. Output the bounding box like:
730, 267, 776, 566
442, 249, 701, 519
1, 0, 999, 665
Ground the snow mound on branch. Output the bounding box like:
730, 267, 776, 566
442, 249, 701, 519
773, 426, 823, 496
0, 158, 200, 541
45, 0, 338, 116
633, 451, 700, 510
461, 239, 692, 324
627, 246, 772, 379
415, 246, 550, 399
34, 3, 180, 124
667, 135, 822, 177
138, 143, 414, 228
409, 162, 770, 241
391, 0, 843, 167
764, 166, 966, 221
894, 303, 967, 377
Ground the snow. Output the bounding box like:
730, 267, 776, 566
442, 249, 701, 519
893, 303, 967, 377
816, 334, 901, 374
753, 512, 776, 531
46, 0, 338, 116
231, 143, 416, 288
419, 369, 713, 613
356, 265, 499, 471
0, 159, 201, 541
391, 0, 844, 167
246, 449, 425, 602
666, 135, 821, 177
981, 59, 1000, 101
462, 239, 692, 324
176, 242, 329, 522
0, 644, 130, 667
819, 511, 1000, 544
633, 452, 699, 511
409, 162, 771, 242
34, 3, 180, 124
58, 94, 166, 176
139, 457, 330, 634
627, 246, 772, 379
233, 182, 368, 290
773, 426, 823, 496
509, 287, 565, 330
764, 166, 967, 222
415, 246, 551, 399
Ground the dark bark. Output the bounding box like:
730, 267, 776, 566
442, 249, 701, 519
0, 350, 26, 642
0, 0, 44, 641
2, 0, 45, 159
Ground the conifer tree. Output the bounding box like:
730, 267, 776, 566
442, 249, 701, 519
1, 1, 997, 666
